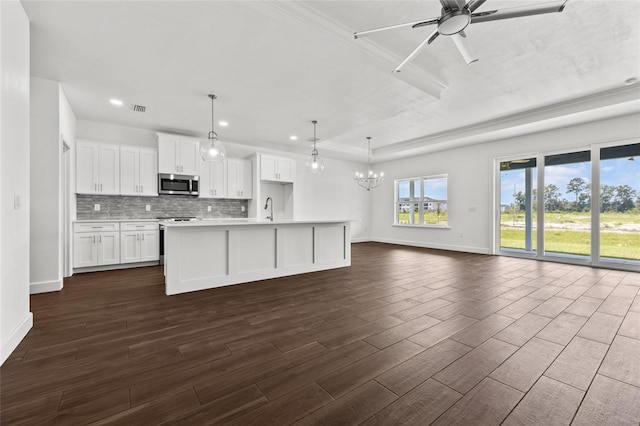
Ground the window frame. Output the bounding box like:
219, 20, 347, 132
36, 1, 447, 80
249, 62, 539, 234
395, 173, 449, 228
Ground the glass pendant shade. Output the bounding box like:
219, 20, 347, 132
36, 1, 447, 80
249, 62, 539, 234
200, 131, 226, 162
305, 150, 325, 174
201, 94, 226, 162
305, 120, 324, 174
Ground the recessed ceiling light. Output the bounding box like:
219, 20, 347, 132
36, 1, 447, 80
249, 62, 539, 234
110, 99, 123, 106
624, 77, 638, 85
290, 135, 298, 141
218, 121, 228, 127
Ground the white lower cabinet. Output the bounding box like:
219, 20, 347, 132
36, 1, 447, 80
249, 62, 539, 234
73, 222, 120, 268
120, 222, 159, 264
74, 221, 158, 269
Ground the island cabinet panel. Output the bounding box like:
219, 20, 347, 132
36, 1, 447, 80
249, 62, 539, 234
164, 221, 351, 295
178, 228, 229, 281
315, 225, 347, 263
282, 227, 314, 267
237, 228, 276, 273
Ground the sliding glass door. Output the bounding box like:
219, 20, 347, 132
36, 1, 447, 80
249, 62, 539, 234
499, 158, 537, 254
599, 143, 640, 264
497, 142, 640, 270
543, 151, 591, 260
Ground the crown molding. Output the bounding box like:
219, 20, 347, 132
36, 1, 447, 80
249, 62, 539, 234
248, 1, 447, 99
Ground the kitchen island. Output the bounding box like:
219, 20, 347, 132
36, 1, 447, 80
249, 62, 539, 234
162, 219, 351, 295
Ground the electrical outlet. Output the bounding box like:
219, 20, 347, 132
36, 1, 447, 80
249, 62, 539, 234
241, 206, 246, 212
146, 204, 151, 212
94, 204, 100, 211
207, 206, 212, 212
459, 232, 464, 238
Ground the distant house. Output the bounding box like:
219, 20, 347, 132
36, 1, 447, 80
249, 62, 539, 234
424, 197, 447, 211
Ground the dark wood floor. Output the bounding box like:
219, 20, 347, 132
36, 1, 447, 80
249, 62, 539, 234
2, 243, 640, 425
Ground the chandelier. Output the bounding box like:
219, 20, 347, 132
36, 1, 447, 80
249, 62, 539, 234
355, 137, 383, 190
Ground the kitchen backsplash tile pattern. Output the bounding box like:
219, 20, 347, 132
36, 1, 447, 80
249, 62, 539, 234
77, 195, 248, 220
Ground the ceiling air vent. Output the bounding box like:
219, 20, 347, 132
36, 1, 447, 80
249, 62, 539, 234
132, 104, 146, 113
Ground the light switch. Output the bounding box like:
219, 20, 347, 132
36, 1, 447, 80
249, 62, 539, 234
94, 204, 100, 211
14, 194, 20, 209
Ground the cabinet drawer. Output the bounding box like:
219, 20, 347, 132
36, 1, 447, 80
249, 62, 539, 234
74, 222, 119, 233
121, 221, 159, 231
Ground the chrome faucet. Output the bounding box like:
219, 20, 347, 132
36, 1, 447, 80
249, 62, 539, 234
264, 197, 273, 222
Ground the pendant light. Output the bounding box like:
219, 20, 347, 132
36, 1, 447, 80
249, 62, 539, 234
200, 94, 227, 162
305, 120, 324, 174
355, 137, 384, 190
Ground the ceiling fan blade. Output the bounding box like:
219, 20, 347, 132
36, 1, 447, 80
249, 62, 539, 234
466, 0, 487, 12
354, 17, 439, 39
393, 29, 439, 73
428, 31, 440, 44
470, 0, 568, 24
451, 33, 479, 65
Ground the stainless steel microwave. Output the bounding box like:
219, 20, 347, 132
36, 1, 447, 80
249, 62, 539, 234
158, 173, 199, 196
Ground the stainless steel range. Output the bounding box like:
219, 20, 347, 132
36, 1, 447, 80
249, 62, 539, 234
157, 217, 198, 265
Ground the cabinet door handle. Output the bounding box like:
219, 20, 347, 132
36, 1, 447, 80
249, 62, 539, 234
142, 233, 145, 241
214, 189, 216, 196
100, 183, 103, 192
99, 235, 102, 243
141, 185, 143, 193
94, 183, 97, 191
93, 235, 96, 243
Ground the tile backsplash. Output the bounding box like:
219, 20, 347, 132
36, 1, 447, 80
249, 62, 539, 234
77, 195, 248, 220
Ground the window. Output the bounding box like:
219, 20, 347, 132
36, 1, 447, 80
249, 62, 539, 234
396, 174, 448, 226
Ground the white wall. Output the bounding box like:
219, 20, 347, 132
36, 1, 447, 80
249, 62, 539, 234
370, 113, 640, 253
59, 85, 76, 278
1, 0, 32, 365
30, 77, 63, 293
76, 119, 156, 147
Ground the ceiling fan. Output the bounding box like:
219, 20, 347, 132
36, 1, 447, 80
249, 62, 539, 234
354, 0, 568, 69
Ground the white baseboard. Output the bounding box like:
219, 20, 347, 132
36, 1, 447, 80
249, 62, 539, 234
30, 278, 63, 294
1, 312, 33, 366
351, 237, 371, 243
369, 237, 492, 255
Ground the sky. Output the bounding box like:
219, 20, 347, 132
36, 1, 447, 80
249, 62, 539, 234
501, 157, 640, 205
398, 176, 448, 201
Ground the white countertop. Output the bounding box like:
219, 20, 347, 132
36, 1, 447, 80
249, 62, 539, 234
161, 218, 353, 227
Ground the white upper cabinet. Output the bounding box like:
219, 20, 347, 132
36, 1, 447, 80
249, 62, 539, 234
199, 159, 227, 199
260, 154, 295, 183
157, 133, 199, 175
120, 145, 157, 196
227, 159, 252, 199
139, 148, 158, 196
76, 140, 120, 194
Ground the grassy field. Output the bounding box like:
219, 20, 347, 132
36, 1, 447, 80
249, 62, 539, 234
398, 211, 448, 225
501, 210, 640, 225
501, 210, 640, 260
500, 228, 640, 260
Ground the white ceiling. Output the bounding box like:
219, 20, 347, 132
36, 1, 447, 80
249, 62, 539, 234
22, 0, 640, 162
